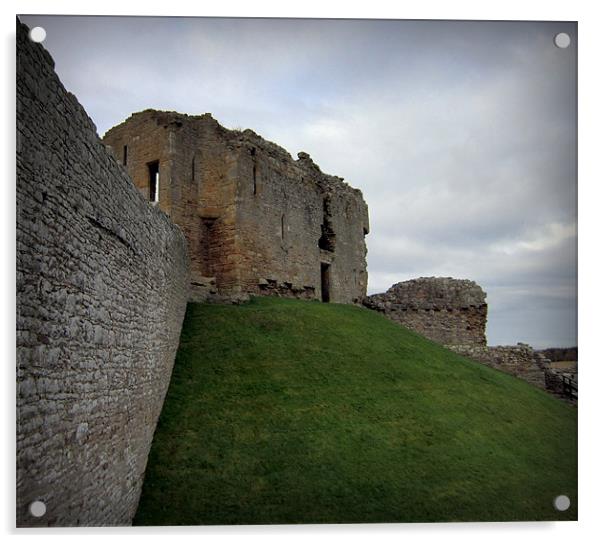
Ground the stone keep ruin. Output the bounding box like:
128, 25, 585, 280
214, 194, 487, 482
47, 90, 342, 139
103, 111, 370, 304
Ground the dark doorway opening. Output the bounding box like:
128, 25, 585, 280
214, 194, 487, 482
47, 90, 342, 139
321, 263, 330, 303
148, 160, 159, 202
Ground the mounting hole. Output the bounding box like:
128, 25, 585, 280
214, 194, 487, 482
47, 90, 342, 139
29, 26, 47, 43
29, 500, 47, 517
554, 32, 571, 49
553, 495, 571, 511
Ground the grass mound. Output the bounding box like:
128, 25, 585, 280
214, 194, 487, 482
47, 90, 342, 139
134, 297, 577, 525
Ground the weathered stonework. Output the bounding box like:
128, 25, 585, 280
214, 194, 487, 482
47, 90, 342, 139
364, 277, 488, 347
103, 110, 370, 304
17, 21, 189, 526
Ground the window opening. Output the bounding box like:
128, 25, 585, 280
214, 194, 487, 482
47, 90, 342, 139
148, 161, 160, 203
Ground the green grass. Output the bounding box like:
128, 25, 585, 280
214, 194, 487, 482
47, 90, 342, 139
134, 297, 577, 525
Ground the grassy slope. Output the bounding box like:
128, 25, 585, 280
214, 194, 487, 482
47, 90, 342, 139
134, 297, 577, 525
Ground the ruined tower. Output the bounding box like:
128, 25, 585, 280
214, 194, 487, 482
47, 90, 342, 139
103, 110, 370, 304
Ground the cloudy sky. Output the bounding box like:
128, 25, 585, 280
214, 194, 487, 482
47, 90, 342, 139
20, 16, 577, 348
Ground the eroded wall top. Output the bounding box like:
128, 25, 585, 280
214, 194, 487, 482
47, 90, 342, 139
372, 277, 486, 310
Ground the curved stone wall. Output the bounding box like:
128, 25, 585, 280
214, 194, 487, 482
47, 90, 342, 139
17, 20, 189, 526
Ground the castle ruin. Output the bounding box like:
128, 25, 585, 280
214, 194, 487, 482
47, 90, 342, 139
103, 111, 370, 304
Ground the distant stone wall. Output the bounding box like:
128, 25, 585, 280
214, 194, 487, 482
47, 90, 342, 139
450, 344, 549, 389
537, 347, 578, 362
364, 278, 487, 347
17, 21, 189, 527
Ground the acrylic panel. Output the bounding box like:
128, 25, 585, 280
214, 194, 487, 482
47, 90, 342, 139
16, 15, 577, 527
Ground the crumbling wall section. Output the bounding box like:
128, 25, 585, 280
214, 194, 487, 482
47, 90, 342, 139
450, 344, 549, 389
17, 21, 189, 526
314, 159, 370, 304
364, 277, 487, 347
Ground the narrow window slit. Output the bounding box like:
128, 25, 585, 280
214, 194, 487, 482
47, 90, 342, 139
148, 160, 160, 203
